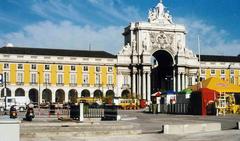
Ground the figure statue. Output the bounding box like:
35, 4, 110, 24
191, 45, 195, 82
164, 10, 173, 23
156, 0, 165, 17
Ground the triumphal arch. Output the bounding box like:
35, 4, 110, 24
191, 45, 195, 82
117, 1, 199, 101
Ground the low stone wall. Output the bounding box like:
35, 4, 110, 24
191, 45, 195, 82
163, 122, 221, 134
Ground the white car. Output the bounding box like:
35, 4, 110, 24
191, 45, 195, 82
0, 97, 30, 112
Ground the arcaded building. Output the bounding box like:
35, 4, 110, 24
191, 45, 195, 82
0, 1, 239, 104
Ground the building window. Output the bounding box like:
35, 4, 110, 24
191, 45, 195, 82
31, 64, 37, 70
108, 75, 113, 84
3, 72, 10, 83
96, 66, 101, 72
221, 69, 225, 75
17, 64, 23, 70
200, 69, 205, 75
211, 69, 215, 75
230, 69, 234, 75
71, 65, 76, 71
58, 65, 63, 71
44, 73, 50, 83
57, 73, 63, 84
108, 67, 113, 72
230, 76, 234, 84
31, 73, 37, 83
83, 75, 88, 84
70, 74, 76, 84
3, 63, 9, 69
83, 66, 88, 72
17, 72, 23, 82
45, 64, 50, 70
95, 74, 101, 84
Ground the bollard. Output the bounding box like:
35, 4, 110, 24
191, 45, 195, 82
79, 103, 84, 122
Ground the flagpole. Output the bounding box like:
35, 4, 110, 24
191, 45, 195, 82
198, 35, 202, 88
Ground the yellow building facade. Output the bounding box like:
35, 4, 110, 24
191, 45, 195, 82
0, 46, 117, 104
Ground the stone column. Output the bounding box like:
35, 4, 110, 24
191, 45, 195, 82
177, 73, 181, 92
132, 72, 136, 97
173, 70, 176, 91
182, 73, 185, 90
186, 74, 189, 88
142, 72, 146, 99
138, 71, 142, 99
147, 72, 151, 102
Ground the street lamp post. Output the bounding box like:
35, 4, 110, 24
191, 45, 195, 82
38, 72, 41, 115
4, 72, 7, 115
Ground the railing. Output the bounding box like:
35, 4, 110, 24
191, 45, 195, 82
30, 82, 37, 86
107, 84, 114, 89
16, 82, 24, 85
82, 83, 90, 87
69, 83, 77, 87
84, 108, 104, 118
43, 82, 51, 86
56, 83, 64, 86
94, 83, 102, 87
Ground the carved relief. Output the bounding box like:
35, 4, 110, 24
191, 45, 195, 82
149, 31, 174, 50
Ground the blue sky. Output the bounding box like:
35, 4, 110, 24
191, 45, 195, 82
0, 0, 239, 55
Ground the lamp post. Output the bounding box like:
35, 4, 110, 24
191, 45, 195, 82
4, 72, 7, 115
38, 72, 41, 115
228, 64, 232, 84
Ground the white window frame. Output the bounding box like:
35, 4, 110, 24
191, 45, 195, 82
3, 63, 9, 69
57, 73, 63, 84
108, 66, 113, 72
210, 69, 216, 75
31, 64, 37, 70
221, 69, 225, 75
200, 69, 205, 75
95, 74, 101, 84
30, 72, 37, 83
45, 64, 50, 71
70, 73, 76, 84
123, 75, 128, 85
17, 72, 24, 83
83, 66, 88, 72
17, 64, 23, 70
58, 65, 63, 71
70, 65, 76, 71
83, 74, 89, 84
44, 72, 51, 84
230, 69, 234, 75
96, 66, 101, 73
3, 71, 10, 83
107, 75, 113, 84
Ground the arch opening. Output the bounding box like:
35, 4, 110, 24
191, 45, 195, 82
93, 90, 103, 98
55, 89, 65, 103
29, 89, 38, 103
1, 88, 11, 97
151, 50, 174, 93
15, 88, 25, 96
81, 89, 90, 97
68, 89, 78, 103
106, 90, 115, 98
121, 89, 130, 98
42, 89, 52, 103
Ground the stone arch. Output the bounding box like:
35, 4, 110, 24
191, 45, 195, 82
15, 88, 25, 96
106, 90, 115, 98
55, 89, 65, 103
151, 49, 174, 93
1, 88, 11, 97
29, 88, 38, 103
121, 89, 130, 98
68, 89, 78, 103
81, 89, 90, 97
93, 89, 103, 98
42, 89, 52, 103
